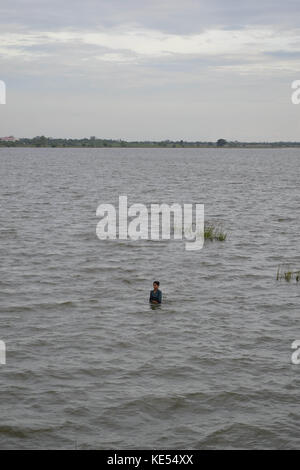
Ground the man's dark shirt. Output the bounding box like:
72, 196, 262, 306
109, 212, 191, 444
149, 289, 162, 304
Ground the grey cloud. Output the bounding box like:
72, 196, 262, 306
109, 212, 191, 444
1, 0, 300, 32
264, 50, 300, 58
1, 0, 300, 140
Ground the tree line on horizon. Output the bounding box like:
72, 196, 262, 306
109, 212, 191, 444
1, 136, 300, 148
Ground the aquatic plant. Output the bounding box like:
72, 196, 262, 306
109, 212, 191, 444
204, 222, 227, 242
173, 221, 227, 242
276, 265, 300, 282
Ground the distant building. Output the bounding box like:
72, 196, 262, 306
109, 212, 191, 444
0, 136, 17, 141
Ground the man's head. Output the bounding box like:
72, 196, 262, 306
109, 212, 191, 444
153, 281, 160, 289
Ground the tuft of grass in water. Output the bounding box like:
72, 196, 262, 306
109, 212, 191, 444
216, 231, 227, 241
174, 221, 227, 242
276, 265, 300, 282
285, 271, 292, 282
204, 222, 227, 242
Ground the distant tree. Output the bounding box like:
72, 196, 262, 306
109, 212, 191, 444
32, 135, 48, 147
217, 138, 227, 147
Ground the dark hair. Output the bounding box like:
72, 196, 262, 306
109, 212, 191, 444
153, 281, 160, 286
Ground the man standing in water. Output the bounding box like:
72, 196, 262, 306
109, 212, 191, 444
149, 281, 162, 304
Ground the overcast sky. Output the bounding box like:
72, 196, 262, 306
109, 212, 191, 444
1, 0, 300, 140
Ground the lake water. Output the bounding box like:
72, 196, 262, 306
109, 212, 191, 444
0, 147, 300, 449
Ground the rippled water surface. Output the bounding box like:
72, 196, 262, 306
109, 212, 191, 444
1, 147, 300, 449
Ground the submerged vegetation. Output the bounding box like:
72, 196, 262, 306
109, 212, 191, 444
204, 222, 227, 242
276, 265, 300, 282
174, 221, 227, 242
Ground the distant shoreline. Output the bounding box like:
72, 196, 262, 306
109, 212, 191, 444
2, 145, 300, 149
1, 137, 300, 149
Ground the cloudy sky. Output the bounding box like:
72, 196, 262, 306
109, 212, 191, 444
1, 0, 300, 140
